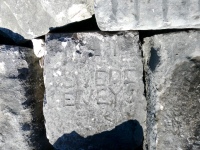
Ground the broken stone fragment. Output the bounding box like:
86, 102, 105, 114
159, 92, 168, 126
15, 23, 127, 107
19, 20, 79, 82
143, 31, 200, 150
44, 32, 146, 149
0, 45, 35, 150
32, 39, 46, 58
0, 0, 94, 43
32, 39, 46, 68
94, 0, 200, 31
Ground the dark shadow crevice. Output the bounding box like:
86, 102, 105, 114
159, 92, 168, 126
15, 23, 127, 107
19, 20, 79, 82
0, 27, 25, 44
49, 15, 100, 33
22, 50, 54, 150
139, 28, 198, 44
0, 28, 33, 49
0, 29, 16, 45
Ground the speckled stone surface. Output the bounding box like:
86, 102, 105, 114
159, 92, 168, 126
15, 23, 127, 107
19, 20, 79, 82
44, 32, 146, 149
0, 0, 94, 42
95, 0, 200, 31
0, 45, 33, 150
143, 31, 200, 150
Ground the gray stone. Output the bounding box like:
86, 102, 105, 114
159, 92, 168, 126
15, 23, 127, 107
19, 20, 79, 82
44, 32, 146, 149
0, 0, 94, 43
0, 45, 34, 150
143, 31, 200, 150
94, 0, 200, 31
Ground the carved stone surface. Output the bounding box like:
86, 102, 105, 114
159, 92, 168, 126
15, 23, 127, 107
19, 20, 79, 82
0, 45, 33, 150
143, 31, 200, 150
94, 0, 200, 31
44, 32, 146, 149
0, 0, 94, 43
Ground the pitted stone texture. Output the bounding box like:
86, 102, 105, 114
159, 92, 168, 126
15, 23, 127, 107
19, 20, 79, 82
143, 31, 200, 150
44, 32, 146, 149
0, 0, 93, 43
95, 0, 200, 31
0, 45, 34, 150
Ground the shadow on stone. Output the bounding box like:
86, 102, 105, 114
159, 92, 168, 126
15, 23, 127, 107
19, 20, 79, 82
0, 27, 24, 44
158, 60, 200, 149
49, 15, 100, 33
54, 120, 143, 150
17, 68, 29, 80
149, 47, 160, 72
0, 27, 33, 48
22, 49, 54, 150
139, 29, 199, 44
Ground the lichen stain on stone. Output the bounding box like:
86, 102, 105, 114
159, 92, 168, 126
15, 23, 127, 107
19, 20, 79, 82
0, 62, 6, 74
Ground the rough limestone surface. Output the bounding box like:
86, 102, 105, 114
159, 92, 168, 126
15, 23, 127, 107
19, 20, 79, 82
44, 32, 146, 149
0, 45, 34, 150
0, 0, 94, 43
94, 0, 200, 31
143, 31, 200, 150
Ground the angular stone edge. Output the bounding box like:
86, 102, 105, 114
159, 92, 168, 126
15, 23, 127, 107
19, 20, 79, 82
142, 31, 200, 150
0, 0, 94, 43
44, 31, 147, 148
0, 45, 52, 149
94, 0, 200, 31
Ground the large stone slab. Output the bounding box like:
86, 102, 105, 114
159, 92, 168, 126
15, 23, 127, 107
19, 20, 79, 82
143, 31, 200, 150
44, 32, 146, 149
0, 45, 34, 149
0, 0, 94, 43
94, 0, 200, 31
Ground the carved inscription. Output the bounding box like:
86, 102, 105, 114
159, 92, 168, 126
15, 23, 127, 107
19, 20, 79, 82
95, 70, 109, 86
61, 68, 136, 108
133, 0, 140, 24
95, 69, 135, 107
96, 87, 112, 105
44, 32, 145, 144
162, 0, 168, 23
62, 75, 77, 106
124, 69, 135, 84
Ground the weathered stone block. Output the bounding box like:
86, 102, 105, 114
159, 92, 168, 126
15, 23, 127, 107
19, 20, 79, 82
0, 0, 94, 42
0, 45, 34, 150
44, 32, 146, 149
94, 0, 200, 30
143, 31, 200, 150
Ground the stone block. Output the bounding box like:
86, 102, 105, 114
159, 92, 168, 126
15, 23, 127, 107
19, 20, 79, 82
44, 32, 146, 149
0, 45, 34, 150
94, 0, 200, 30
143, 31, 200, 150
0, 0, 94, 42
